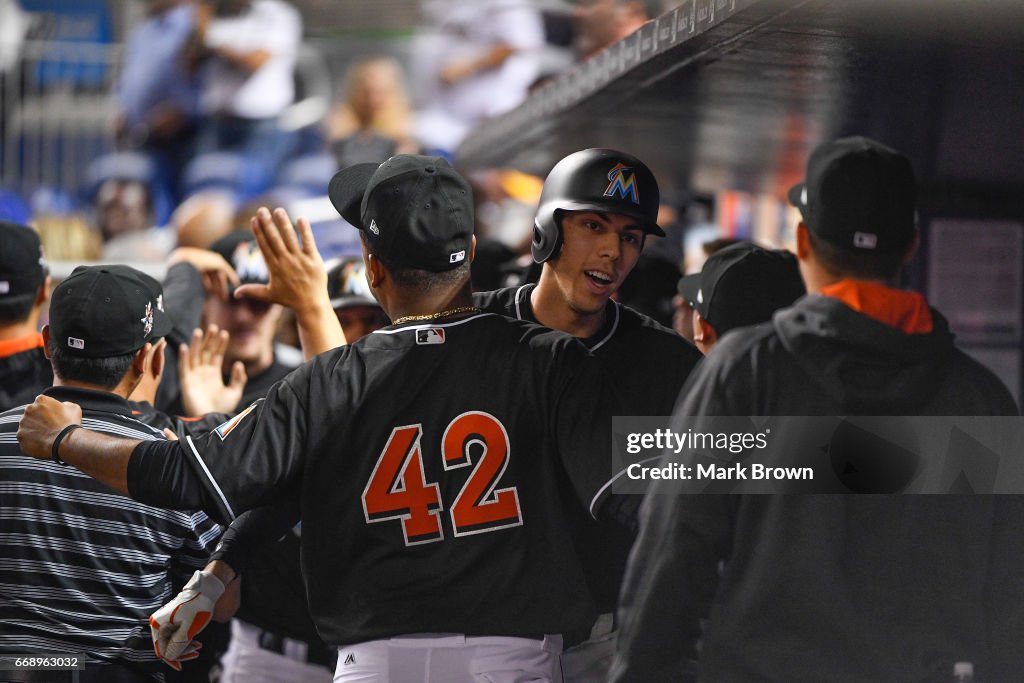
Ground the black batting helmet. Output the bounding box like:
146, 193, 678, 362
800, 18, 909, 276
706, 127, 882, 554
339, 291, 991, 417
532, 148, 663, 263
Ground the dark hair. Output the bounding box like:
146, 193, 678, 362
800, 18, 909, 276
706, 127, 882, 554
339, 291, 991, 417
360, 233, 471, 293
807, 228, 905, 281
0, 296, 36, 325
48, 341, 137, 390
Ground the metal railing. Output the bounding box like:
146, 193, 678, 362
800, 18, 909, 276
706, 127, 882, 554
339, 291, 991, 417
1, 39, 121, 204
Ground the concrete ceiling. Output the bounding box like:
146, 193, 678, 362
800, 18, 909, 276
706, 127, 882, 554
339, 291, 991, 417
456, 0, 1024, 210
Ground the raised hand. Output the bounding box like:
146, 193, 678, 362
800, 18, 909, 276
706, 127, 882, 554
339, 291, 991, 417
178, 325, 247, 416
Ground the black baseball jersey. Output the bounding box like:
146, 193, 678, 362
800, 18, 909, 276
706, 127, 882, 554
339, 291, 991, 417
129, 313, 620, 646
474, 283, 703, 611
474, 284, 702, 416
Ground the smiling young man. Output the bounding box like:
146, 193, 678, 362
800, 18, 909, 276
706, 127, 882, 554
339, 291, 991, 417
475, 148, 702, 413
474, 148, 703, 681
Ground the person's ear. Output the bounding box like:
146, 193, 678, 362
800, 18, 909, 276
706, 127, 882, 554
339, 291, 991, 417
133, 342, 154, 376
699, 317, 718, 346
41, 325, 51, 360
469, 235, 477, 263
151, 339, 167, 381
795, 222, 811, 261
366, 253, 386, 289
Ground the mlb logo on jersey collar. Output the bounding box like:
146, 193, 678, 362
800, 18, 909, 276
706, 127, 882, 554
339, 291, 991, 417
416, 328, 446, 345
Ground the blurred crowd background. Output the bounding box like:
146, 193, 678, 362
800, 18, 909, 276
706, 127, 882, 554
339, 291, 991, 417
0, 0, 713, 285
3, 0, 1018, 405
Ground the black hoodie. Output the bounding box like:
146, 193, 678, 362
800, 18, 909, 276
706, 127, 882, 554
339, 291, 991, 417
613, 295, 1021, 683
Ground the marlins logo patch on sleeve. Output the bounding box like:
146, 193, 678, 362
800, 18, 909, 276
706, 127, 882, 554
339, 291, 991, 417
214, 402, 259, 440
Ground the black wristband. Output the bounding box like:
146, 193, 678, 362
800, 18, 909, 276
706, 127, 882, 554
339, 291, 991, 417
51, 424, 82, 466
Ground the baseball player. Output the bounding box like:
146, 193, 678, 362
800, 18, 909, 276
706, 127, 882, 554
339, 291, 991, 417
611, 137, 1022, 681
0, 220, 52, 412
18, 155, 635, 682
0, 264, 222, 682
675, 240, 805, 355
474, 148, 703, 679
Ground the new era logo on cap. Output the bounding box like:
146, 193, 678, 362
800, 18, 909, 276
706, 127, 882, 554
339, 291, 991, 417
0, 282, 8, 295
368, 219, 380, 235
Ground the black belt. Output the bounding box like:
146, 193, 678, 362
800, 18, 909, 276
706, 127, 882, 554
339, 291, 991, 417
255, 629, 337, 670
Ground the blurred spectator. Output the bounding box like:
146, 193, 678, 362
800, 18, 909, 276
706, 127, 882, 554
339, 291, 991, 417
188, 0, 303, 192
0, 0, 30, 148
327, 57, 418, 167
472, 167, 544, 248
85, 150, 176, 254
172, 190, 238, 249
95, 177, 152, 242
32, 213, 103, 262
0, 0, 28, 75
325, 257, 389, 342
676, 241, 805, 354
573, 0, 661, 59
95, 177, 176, 261
411, 0, 544, 155
115, 0, 200, 201
0, 220, 51, 412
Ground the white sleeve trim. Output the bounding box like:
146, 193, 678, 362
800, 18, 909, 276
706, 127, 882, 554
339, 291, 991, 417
184, 435, 236, 522
589, 454, 661, 519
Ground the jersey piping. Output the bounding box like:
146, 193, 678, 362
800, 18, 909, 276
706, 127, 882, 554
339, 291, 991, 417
371, 312, 499, 335
589, 455, 662, 519
512, 283, 620, 350
184, 434, 236, 522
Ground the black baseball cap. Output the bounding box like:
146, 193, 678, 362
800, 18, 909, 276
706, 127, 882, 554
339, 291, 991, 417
49, 265, 172, 358
787, 136, 916, 253
210, 229, 269, 290
326, 257, 380, 310
678, 241, 805, 335
327, 155, 473, 272
0, 221, 48, 305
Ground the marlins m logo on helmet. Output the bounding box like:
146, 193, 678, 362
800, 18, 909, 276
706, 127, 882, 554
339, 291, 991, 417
604, 163, 640, 204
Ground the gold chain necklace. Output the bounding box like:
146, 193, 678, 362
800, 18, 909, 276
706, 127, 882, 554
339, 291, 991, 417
392, 306, 482, 326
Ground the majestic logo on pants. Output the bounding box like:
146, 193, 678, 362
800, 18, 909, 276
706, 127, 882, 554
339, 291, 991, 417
604, 163, 640, 204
